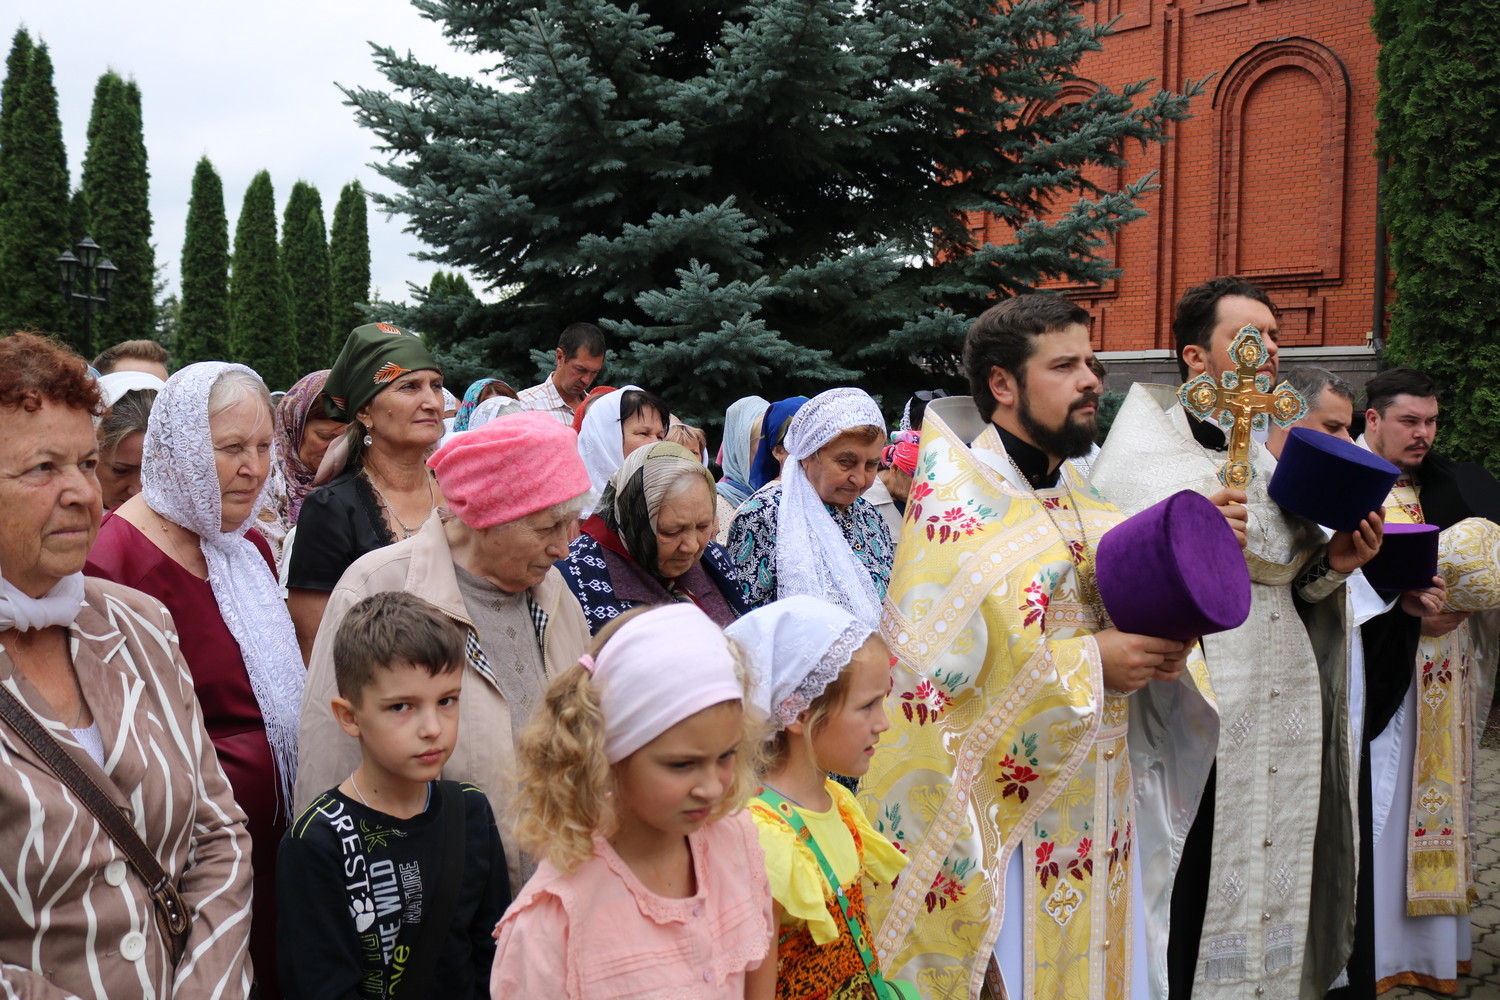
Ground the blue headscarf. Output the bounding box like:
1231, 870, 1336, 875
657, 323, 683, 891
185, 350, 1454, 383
716, 396, 770, 508
454, 377, 510, 432
747, 395, 809, 492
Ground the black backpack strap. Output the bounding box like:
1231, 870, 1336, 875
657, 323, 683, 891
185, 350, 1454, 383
397, 780, 467, 997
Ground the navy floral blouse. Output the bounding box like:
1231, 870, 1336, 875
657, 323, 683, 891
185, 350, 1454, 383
725, 481, 895, 610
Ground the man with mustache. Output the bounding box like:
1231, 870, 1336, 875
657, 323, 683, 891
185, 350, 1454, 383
1090, 276, 1381, 1000
862, 294, 1216, 999
1357, 367, 1500, 994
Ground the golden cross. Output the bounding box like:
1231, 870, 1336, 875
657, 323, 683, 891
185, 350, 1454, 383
1178, 324, 1307, 489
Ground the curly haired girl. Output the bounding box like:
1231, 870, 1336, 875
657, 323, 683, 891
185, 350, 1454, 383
491, 603, 773, 998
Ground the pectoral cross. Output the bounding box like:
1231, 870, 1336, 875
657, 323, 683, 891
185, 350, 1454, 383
1178, 324, 1307, 489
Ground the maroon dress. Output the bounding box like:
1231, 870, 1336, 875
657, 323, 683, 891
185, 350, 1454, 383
86, 512, 286, 999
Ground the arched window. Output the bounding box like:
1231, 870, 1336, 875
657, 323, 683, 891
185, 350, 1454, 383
1212, 38, 1350, 284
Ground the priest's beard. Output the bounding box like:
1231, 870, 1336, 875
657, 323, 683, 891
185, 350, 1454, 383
1017, 386, 1101, 460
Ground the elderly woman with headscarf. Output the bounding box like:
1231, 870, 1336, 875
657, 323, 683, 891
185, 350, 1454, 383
94, 370, 165, 510
87, 361, 304, 999
0, 334, 253, 999
746, 394, 810, 494
286, 323, 447, 658
295, 412, 591, 889
576, 385, 669, 515
726, 387, 893, 625
560, 440, 750, 634
254, 369, 347, 566
715, 395, 770, 543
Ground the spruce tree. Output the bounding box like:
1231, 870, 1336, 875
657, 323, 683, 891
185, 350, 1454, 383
0, 40, 72, 342
80, 73, 155, 350
178, 157, 230, 364
227, 170, 296, 388
329, 180, 370, 356
281, 181, 334, 372
1376, 0, 1500, 469
345, 0, 1198, 420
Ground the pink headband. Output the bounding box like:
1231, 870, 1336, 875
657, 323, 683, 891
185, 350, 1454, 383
427, 411, 591, 528
586, 604, 745, 763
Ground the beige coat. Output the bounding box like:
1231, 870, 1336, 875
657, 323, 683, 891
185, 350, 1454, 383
0, 580, 254, 999
294, 511, 590, 889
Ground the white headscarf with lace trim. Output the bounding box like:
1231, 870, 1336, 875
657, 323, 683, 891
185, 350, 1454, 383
142, 362, 304, 819
726, 595, 875, 730
775, 387, 886, 627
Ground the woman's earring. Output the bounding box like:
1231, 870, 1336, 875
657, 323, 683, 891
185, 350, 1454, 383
362, 428, 373, 447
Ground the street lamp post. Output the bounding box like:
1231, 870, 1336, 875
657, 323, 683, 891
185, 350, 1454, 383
55, 236, 118, 357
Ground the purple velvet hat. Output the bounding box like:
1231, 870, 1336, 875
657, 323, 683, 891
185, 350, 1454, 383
1268, 428, 1399, 533
1361, 522, 1440, 592
1095, 489, 1251, 642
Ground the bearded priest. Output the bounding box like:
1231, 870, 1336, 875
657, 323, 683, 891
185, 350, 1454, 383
860, 294, 1217, 1000
1090, 276, 1382, 1000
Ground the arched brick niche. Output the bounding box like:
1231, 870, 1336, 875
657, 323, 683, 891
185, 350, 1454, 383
1212, 38, 1350, 287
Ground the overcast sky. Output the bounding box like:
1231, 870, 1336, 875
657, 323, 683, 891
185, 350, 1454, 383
11, 0, 497, 306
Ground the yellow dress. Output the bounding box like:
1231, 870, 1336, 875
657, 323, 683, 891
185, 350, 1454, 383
750, 780, 908, 999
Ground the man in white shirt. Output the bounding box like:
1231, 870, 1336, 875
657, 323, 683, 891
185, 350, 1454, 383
517, 322, 606, 425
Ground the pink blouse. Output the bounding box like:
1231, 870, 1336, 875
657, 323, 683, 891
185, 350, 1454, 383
490, 811, 772, 999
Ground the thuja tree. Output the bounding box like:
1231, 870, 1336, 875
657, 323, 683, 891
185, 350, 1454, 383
329, 180, 370, 357
178, 157, 231, 364
80, 73, 155, 351
282, 180, 334, 372
346, 0, 1197, 421
227, 170, 296, 388
0, 34, 72, 341
1376, 0, 1500, 469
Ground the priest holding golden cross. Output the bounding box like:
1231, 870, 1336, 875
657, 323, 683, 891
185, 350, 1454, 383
1091, 275, 1386, 1000
1179, 323, 1308, 489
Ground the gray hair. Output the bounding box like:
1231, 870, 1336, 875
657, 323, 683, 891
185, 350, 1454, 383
1282, 366, 1354, 407
207, 368, 273, 420
98, 388, 157, 455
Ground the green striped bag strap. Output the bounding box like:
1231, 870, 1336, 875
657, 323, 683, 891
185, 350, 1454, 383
755, 786, 908, 1000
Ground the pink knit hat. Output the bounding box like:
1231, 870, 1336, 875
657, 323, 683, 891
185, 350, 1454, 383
427, 411, 591, 528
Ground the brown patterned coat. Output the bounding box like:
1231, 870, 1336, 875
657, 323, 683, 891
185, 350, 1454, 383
0, 579, 254, 999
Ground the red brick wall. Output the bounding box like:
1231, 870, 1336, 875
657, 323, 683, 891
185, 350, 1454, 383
972, 0, 1384, 360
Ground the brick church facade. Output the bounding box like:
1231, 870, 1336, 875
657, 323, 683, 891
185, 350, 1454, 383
969, 0, 1385, 388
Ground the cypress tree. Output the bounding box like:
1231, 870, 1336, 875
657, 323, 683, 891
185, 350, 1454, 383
227, 170, 296, 388
0, 28, 34, 217
281, 181, 334, 373
346, 0, 1198, 420
1376, 0, 1500, 469
329, 180, 370, 356
80, 73, 156, 350
178, 157, 230, 363
0, 41, 72, 342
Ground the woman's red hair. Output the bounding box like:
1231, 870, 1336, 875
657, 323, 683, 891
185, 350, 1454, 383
0, 332, 103, 415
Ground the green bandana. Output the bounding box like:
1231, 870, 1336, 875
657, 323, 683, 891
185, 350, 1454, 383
324, 322, 440, 421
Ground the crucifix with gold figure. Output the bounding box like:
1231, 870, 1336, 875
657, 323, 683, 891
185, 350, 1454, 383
1178, 324, 1307, 489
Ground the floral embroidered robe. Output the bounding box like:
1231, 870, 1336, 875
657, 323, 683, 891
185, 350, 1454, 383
860, 398, 1216, 1000
1379, 481, 1500, 917
1090, 383, 1356, 1000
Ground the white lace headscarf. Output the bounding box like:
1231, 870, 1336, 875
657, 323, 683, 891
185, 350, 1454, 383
725, 595, 875, 730
142, 362, 305, 819
775, 387, 886, 627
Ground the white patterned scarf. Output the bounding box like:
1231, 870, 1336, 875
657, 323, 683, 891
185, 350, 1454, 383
775, 387, 886, 627
142, 362, 305, 820
726, 595, 874, 729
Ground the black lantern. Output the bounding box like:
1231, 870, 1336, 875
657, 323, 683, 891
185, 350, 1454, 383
55, 236, 115, 357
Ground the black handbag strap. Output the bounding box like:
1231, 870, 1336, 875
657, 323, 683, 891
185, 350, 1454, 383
397, 779, 467, 997
0, 681, 191, 954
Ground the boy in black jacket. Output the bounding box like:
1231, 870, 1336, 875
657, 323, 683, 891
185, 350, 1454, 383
278, 592, 510, 998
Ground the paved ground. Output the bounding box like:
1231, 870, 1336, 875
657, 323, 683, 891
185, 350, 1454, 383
1386, 705, 1500, 998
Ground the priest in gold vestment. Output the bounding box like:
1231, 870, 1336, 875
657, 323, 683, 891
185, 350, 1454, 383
860, 296, 1218, 1000
1357, 367, 1500, 994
